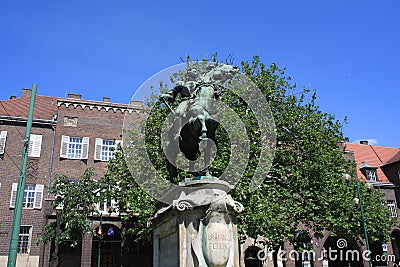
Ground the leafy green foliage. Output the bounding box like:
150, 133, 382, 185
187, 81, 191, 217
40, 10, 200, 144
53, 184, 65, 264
98, 145, 155, 243
232, 57, 395, 247
39, 168, 100, 247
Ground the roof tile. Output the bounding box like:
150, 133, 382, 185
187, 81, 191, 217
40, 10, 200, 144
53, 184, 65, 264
0, 95, 58, 121
344, 143, 400, 182
384, 151, 400, 166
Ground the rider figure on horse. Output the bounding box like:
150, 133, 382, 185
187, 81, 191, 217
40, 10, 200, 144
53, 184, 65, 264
159, 64, 237, 141
160, 80, 197, 141
160, 64, 239, 180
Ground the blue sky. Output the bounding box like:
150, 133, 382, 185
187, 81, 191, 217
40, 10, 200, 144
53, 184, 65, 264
1, 1, 399, 147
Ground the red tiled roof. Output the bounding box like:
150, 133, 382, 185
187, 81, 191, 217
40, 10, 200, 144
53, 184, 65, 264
0, 95, 58, 121
384, 151, 400, 166
344, 143, 400, 182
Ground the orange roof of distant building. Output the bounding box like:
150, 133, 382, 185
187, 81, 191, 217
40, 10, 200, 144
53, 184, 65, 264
344, 142, 400, 182
0, 95, 58, 121
384, 151, 400, 166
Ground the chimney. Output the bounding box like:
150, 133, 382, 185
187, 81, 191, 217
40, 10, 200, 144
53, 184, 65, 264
360, 140, 369, 145
103, 97, 110, 103
22, 88, 32, 97
67, 93, 82, 99
9, 95, 16, 99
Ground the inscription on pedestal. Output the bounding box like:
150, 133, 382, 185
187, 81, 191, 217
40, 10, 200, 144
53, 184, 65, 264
208, 233, 229, 250
204, 223, 231, 267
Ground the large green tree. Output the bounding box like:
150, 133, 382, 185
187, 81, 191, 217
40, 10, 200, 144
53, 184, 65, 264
41, 56, 395, 251
232, 57, 394, 247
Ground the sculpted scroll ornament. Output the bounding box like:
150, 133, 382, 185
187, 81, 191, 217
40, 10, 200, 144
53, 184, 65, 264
175, 200, 194, 211
232, 201, 244, 214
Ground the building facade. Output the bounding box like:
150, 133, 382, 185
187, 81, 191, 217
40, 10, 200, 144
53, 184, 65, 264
0, 90, 58, 267
0, 89, 149, 267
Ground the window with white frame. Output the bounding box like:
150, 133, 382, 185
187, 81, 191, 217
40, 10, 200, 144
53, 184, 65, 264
60, 135, 89, 159
18, 226, 31, 254
68, 137, 83, 159
54, 179, 79, 210
0, 130, 7, 154
95, 187, 119, 215
10, 183, 44, 209
365, 169, 378, 181
94, 138, 121, 161
388, 200, 398, 217
23, 185, 36, 208
28, 134, 42, 157
97, 198, 118, 215
97, 199, 118, 214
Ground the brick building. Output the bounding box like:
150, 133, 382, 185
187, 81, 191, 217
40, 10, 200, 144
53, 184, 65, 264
341, 141, 400, 266
0, 90, 58, 267
0, 89, 149, 267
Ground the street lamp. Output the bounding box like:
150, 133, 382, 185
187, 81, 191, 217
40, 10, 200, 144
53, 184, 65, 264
97, 212, 102, 267
343, 173, 373, 267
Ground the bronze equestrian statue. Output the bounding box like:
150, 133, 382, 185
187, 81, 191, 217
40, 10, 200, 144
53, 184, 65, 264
160, 64, 238, 182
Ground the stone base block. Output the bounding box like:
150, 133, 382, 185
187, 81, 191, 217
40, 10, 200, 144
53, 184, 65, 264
150, 180, 243, 267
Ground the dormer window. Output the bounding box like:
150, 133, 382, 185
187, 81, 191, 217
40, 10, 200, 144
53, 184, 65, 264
365, 169, 378, 181
360, 162, 379, 182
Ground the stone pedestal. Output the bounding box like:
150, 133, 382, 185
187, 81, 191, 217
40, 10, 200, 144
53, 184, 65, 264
150, 179, 243, 267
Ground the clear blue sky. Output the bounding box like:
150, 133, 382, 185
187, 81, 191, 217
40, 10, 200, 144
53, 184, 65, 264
1, 1, 399, 147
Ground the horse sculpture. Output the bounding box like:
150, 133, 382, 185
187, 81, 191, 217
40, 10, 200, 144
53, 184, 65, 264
161, 82, 220, 181
160, 64, 239, 182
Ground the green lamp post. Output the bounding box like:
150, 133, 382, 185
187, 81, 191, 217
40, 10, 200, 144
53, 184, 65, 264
7, 84, 37, 267
344, 173, 373, 267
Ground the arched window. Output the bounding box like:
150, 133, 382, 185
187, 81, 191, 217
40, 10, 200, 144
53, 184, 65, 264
323, 235, 362, 267
245, 246, 263, 267
92, 224, 122, 267
294, 231, 314, 267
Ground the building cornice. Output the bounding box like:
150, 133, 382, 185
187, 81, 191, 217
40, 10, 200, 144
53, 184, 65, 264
0, 115, 57, 126
57, 98, 143, 114
367, 181, 396, 188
